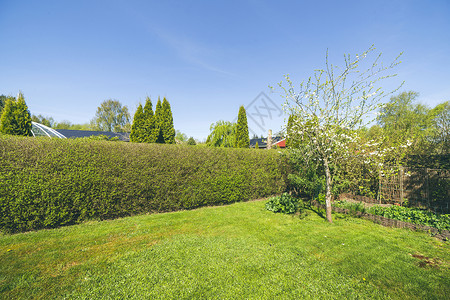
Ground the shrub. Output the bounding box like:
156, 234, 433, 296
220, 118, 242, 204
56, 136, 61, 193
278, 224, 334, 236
265, 193, 299, 214
0, 136, 288, 233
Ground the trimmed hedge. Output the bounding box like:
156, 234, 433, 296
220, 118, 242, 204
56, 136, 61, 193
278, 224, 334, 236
0, 136, 288, 233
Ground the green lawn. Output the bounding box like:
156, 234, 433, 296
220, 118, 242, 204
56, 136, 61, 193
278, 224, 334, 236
1, 199, 449, 299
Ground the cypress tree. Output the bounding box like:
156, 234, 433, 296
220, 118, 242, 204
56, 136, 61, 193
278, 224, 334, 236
235, 105, 250, 148
154, 98, 164, 143
142, 97, 157, 143
255, 141, 259, 149
187, 137, 196, 145
0, 92, 32, 136
161, 97, 175, 144
130, 103, 144, 143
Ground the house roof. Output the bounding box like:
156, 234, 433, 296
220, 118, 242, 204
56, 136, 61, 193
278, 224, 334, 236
55, 129, 130, 142
250, 136, 284, 148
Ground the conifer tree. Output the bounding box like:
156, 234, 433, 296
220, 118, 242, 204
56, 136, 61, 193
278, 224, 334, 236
255, 141, 259, 149
161, 97, 175, 144
142, 97, 157, 143
130, 103, 144, 142
0, 92, 32, 136
187, 137, 196, 145
235, 105, 250, 148
0, 95, 7, 115
154, 98, 164, 143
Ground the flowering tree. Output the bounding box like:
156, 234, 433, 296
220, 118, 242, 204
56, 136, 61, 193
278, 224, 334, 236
275, 46, 403, 222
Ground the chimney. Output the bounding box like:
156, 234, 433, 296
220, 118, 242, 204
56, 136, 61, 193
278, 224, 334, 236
267, 129, 272, 149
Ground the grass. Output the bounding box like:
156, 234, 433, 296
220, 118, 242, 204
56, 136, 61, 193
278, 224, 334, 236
1, 199, 449, 299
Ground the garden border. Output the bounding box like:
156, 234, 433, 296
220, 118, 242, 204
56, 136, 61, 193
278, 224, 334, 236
332, 206, 450, 241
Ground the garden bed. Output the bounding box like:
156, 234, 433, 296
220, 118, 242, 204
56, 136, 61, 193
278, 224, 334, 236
332, 206, 450, 241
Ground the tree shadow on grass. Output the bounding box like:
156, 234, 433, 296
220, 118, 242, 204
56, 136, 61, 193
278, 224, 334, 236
301, 198, 326, 220
308, 206, 326, 219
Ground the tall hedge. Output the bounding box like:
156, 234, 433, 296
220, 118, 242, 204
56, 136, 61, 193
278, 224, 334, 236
0, 136, 288, 233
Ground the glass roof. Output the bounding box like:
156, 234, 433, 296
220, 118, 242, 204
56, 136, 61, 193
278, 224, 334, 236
31, 122, 66, 139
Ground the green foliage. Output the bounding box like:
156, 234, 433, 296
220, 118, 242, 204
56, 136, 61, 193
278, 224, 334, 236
332, 200, 366, 216
154, 98, 164, 143
130, 103, 145, 143
285, 114, 295, 148
161, 98, 175, 144
130, 97, 170, 144
176, 130, 188, 143
378, 91, 422, 132
377, 92, 449, 155
235, 106, 249, 148
285, 149, 324, 198
141, 97, 159, 143
32, 114, 55, 127
0, 92, 32, 136
87, 134, 120, 141
429, 100, 449, 154
265, 193, 299, 214
91, 99, 131, 132
0, 94, 7, 115
254, 141, 259, 149
54, 121, 92, 130
0, 136, 287, 233
142, 97, 158, 143
207, 120, 236, 147
187, 137, 196, 145
369, 205, 450, 231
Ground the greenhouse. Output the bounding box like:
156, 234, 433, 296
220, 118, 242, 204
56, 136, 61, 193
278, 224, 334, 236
31, 122, 66, 139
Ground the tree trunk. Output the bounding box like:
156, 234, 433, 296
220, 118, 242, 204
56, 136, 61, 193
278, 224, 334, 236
323, 157, 333, 223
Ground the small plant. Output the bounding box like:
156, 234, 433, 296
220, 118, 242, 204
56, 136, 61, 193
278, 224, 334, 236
265, 193, 299, 214
369, 205, 450, 232
333, 200, 366, 217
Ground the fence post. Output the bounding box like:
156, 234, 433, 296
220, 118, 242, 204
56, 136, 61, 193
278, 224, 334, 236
399, 166, 404, 205
378, 169, 382, 204
426, 168, 430, 208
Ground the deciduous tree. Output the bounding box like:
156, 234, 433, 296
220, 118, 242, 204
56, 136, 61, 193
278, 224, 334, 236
91, 99, 130, 132
32, 114, 55, 127
206, 120, 236, 147
275, 45, 402, 222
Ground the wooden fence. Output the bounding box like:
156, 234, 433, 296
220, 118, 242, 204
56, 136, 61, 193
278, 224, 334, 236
379, 167, 450, 213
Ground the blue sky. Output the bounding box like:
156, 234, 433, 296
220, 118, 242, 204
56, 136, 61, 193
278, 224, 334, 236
1, 0, 449, 140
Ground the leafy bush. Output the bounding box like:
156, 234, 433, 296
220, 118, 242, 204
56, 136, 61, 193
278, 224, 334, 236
368, 205, 450, 231
265, 193, 299, 214
0, 136, 288, 233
